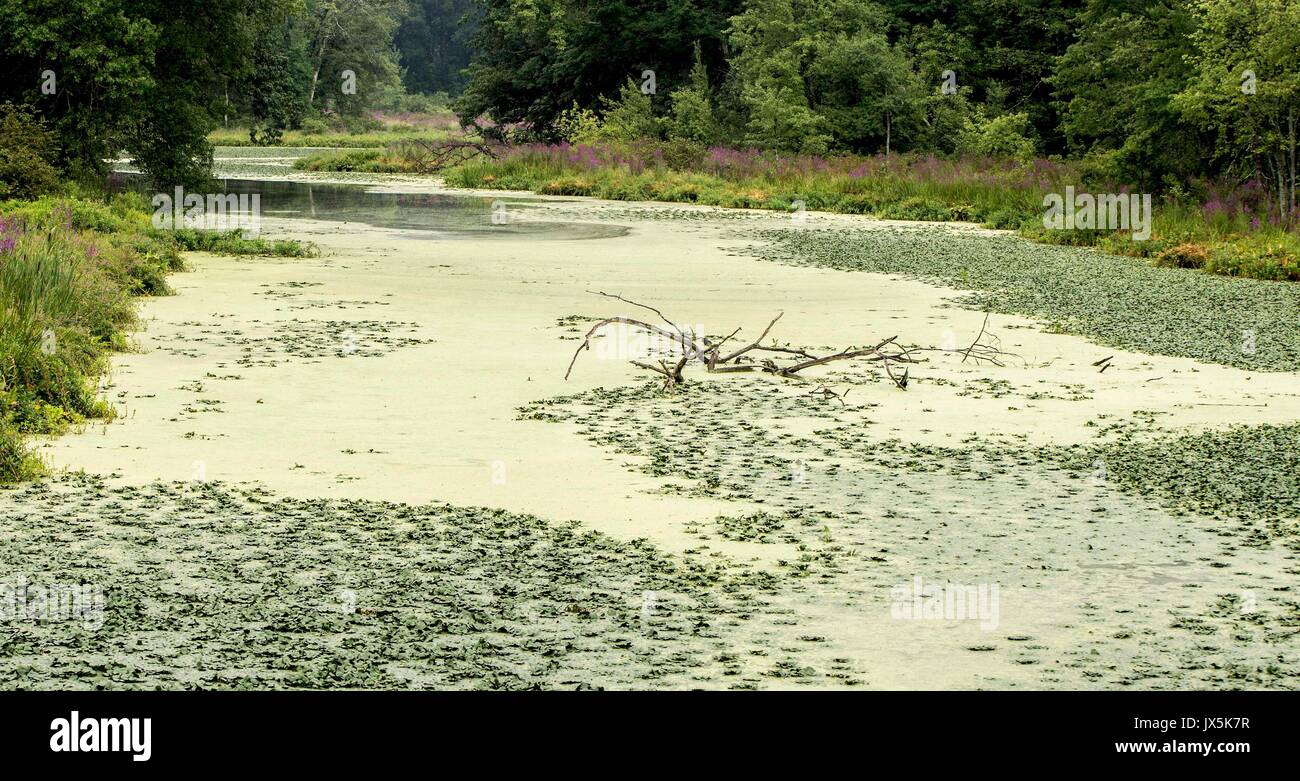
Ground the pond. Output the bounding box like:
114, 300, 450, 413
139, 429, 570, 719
112, 165, 628, 241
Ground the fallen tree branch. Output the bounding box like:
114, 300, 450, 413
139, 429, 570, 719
564, 293, 1013, 390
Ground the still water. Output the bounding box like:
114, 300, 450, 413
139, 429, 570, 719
113, 167, 628, 241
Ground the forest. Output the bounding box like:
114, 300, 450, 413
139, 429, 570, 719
0, 1, 1293, 210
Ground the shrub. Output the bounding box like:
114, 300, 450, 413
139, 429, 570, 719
0, 103, 60, 200
171, 228, 319, 257
0, 422, 42, 482
741, 82, 832, 154
555, 102, 602, 143
586, 80, 661, 143
297, 116, 331, 135
1155, 242, 1210, 269
958, 112, 1038, 162
880, 197, 949, 221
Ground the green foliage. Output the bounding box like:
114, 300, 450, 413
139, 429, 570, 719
211, 122, 458, 147
244, 16, 311, 145
590, 80, 662, 143
554, 103, 603, 144
171, 228, 320, 258
879, 0, 1076, 144
1174, 0, 1300, 220
394, 0, 475, 95
722, 0, 927, 154
303, 0, 406, 115
1052, 2, 1201, 188
957, 111, 1038, 161
0, 0, 309, 186
667, 46, 722, 145
0, 419, 43, 481
738, 81, 831, 154
0, 104, 59, 200
456, 0, 742, 139
295, 148, 389, 172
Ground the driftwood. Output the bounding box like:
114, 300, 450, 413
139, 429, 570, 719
807, 385, 851, 406
389, 139, 498, 173
565, 292, 1011, 390
925, 310, 1012, 368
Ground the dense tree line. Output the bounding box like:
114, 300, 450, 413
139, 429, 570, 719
0, 0, 475, 185
457, 0, 1299, 217
2, 0, 1297, 218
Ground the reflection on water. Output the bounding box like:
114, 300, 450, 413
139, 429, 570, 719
112, 175, 628, 241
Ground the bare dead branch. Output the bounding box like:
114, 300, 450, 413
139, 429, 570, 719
718, 312, 784, 363
961, 311, 991, 364
563, 294, 1015, 391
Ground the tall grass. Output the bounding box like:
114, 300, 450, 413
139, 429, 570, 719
0, 226, 80, 368
0, 192, 317, 481
209, 127, 461, 148
434, 141, 1074, 226
429, 140, 1300, 282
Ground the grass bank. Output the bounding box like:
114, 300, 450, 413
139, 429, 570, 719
209, 111, 462, 148
0, 192, 317, 482
296, 140, 1300, 283
210, 128, 459, 148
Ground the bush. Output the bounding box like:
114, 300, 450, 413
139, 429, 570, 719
958, 112, 1038, 162
0, 422, 42, 482
741, 82, 832, 154
171, 228, 319, 257
555, 102, 602, 143
1154, 242, 1210, 269
297, 116, 330, 134
587, 80, 661, 143
880, 197, 950, 221
983, 207, 1034, 230
0, 103, 60, 200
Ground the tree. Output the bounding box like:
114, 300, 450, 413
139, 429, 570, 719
727, 0, 924, 154
876, 0, 1077, 151
0, 0, 300, 186
807, 31, 924, 154
1052, 0, 1203, 188
1175, 0, 1300, 220
0, 103, 59, 199
0, 0, 156, 179
957, 110, 1037, 161
394, 0, 475, 95
455, 0, 743, 139
303, 0, 405, 113
668, 44, 722, 144
244, 16, 311, 144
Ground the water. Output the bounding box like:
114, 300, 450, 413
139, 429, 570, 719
112, 158, 628, 241
214, 178, 629, 241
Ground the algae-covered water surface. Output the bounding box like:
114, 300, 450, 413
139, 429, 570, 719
4, 176, 1297, 690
